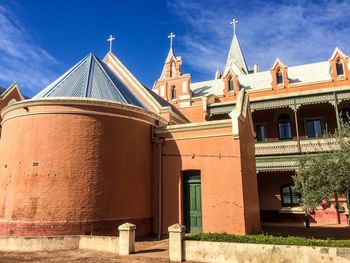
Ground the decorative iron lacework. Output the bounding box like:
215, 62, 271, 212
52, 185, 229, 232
255, 138, 338, 156
209, 90, 350, 115
209, 105, 235, 116
256, 160, 298, 172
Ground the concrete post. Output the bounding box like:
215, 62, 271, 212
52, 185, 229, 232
118, 223, 136, 255
168, 224, 185, 262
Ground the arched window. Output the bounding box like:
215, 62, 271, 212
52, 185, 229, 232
341, 108, 350, 124
171, 86, 176, 100
336, 59, 344, 76
171, 61, 176, 77
278, 114, 292, 140
276, 69, 283, 84
281, 184, 301, 207
228, 76, 234, 92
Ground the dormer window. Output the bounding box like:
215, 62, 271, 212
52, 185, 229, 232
336, 59, 344, 76
171, 61, 176, 77
276, 69, 283, 84
171, 86, 176, 100
228, 76, 234, 92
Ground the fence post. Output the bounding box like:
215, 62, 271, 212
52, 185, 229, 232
118, 223, 136, 255
168, 224, 185, 262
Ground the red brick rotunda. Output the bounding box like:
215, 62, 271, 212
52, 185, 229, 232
0, 54, 163, 236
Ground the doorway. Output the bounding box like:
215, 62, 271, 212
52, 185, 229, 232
183, 170, 202, 233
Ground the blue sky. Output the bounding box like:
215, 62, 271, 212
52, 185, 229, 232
1, 0, 350, 97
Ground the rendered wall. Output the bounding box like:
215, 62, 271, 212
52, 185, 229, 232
154, 115, 260, 235
0, 99, 156, 236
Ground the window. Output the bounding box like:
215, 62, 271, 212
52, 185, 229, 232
276, 70, 283, 84
255, 124, 266, 142
281, 184, 301, 207
336, 59, 344, 76
341, 108, 350, 124
171, 86, 176, 100
278, 114, 292, 140
306, 119, 322, 138
171, 61, 176, 77
228, 76, 234, 92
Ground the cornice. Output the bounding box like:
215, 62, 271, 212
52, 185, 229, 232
1, 97, 168, 125
155, 119, 231, 134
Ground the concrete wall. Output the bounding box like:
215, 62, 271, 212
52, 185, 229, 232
0, 99, 157, 237
0, 236, 80, 252
0, 235, 119, 253
184, 240, 350, 263
79, 236, 119, 253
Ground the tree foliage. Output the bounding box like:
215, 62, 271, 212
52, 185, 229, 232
293, 123, 350, 210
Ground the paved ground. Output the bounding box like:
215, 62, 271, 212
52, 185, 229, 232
0, 239, 170, 263
0, 238, 187, 263
0, 249, 179, 263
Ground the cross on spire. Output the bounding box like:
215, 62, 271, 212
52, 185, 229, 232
107, 34, 115, 52
168, 32, 176, 49
230, 18, 239, 36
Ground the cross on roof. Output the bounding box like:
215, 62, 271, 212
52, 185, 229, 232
168, 32, 176, 49
230, 18, 239, 36
107, 34, 115, 52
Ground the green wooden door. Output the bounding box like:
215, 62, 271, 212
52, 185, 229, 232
183, 171, 202, 233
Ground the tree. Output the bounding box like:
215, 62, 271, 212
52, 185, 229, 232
293, 123, 350, 220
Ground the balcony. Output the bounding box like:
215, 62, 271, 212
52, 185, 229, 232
255, 137, 338, 156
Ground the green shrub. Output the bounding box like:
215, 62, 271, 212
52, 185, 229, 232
186, 233, 350, 247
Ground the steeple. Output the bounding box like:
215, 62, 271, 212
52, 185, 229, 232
165, 32, 176, 63
224, 19, 248, 75
159, 32, 182, 79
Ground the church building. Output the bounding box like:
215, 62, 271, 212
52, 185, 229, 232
0, 31, 259, 237
0, 22, 349, 238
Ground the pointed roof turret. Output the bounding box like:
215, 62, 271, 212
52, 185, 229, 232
34, 53, 148, 109
159, 32, 182, 79
224, 19, 248, 75
165, 45, 176, 63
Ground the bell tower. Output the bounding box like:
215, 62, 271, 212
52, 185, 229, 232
154, 33, 191, 107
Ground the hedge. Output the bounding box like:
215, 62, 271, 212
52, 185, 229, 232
186, 233, 350, 247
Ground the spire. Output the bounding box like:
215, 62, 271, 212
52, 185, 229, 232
165, 32, 176, 63
225, 19, 248, 74
159, 32, 180, 79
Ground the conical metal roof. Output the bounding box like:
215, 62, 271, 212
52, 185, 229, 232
34, 53, 148, 109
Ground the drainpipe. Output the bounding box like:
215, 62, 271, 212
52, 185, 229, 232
153, 137, 165, 239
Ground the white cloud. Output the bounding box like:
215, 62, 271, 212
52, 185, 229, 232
0, 5, 59, 93
168, 0, 350, 80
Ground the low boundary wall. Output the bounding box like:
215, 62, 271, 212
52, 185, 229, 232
0, 222, 136, 255
168, 224, 350, 263
79, 236, 119, 253
0, 236, 80, 252
184, 240, 350, 263
0, 235, 119, 253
